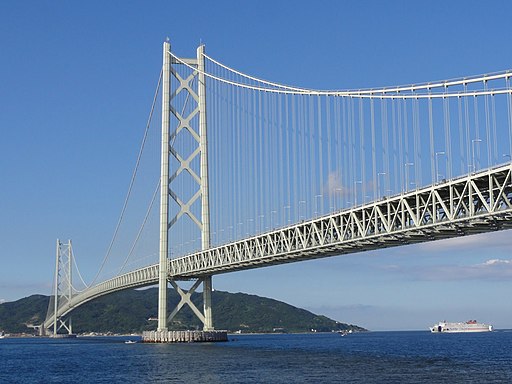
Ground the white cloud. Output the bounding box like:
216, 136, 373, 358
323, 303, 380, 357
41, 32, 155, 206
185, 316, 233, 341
323, 171, 343, 196
382, 258, 512, 281
483, 259, 511, 266
322, 171, 375, 197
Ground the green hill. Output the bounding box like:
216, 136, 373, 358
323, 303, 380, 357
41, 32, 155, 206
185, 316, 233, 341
0, 288, 366, 334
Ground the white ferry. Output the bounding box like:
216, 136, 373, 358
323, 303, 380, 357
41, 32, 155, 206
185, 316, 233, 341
430, 320, 493, 333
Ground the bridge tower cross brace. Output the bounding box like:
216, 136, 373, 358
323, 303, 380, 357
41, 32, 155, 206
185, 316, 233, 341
158, 41, 213, 332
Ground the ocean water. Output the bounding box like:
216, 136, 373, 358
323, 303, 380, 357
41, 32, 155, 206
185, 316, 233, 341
1, 331, 511, 383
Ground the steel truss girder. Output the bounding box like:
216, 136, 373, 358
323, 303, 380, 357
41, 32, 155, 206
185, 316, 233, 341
43, 163, 512, 328
170, 163, 512, 277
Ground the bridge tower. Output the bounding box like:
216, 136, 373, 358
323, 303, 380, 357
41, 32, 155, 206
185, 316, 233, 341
44, 239, 74, 336
158, 41, 213, 332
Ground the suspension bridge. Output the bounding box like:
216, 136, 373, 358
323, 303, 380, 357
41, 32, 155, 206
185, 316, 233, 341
42, 41, 512, 341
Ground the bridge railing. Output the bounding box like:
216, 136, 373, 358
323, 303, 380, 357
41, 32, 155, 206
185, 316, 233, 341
43, 264, 159, 330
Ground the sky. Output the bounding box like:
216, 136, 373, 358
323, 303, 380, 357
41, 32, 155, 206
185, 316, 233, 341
1, 0, 512, 331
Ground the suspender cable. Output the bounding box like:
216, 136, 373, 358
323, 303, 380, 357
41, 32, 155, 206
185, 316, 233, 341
403, 99, 410, 192
370, 98, 377, 199
278, 93, 285, 227
91, 69, 162, 285
359, 98, 366, 203
382, 98, 390, 195
346, 98, 352, 206
326, 96, 333, 212
397, 99, 404, 193
391, 99, 398, 194
428, 96, 435, 183
454, 97, 466, 175
412, 97, 421, 190
484, 81, 492, 168
464, 84, 471, 174
309, 96, 315, 214
491, 93, 498, 166
507, 76, 512, 159
285, 94, 291, 223
443, 94, 452, 180
473, 95, 481, 171
317, 95, 324, 215
336, 96, 342, 210
118, 180, 160, 274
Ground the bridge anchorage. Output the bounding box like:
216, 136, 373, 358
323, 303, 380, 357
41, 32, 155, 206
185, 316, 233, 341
42, 39, 512, 341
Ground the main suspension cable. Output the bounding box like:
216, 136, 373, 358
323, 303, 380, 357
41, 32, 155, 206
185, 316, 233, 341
172, 51, 512, 98
90, 68, 163, 285
118, 179, 160, 274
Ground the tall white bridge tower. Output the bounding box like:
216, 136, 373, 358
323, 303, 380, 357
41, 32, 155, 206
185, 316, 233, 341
157, 41, 215, 335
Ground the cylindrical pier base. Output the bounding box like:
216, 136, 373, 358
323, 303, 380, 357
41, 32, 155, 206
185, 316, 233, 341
142, 330, 228, 343
49, 333, 77, 339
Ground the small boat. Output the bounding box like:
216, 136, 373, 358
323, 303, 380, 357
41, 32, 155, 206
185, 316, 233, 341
124, 340, 137, 344
430, 320, 493, 333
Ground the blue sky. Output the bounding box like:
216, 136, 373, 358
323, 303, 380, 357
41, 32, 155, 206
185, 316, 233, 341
1, 1, 512, 331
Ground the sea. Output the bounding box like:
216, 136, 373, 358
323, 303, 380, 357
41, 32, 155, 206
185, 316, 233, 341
1, 331, 511, 383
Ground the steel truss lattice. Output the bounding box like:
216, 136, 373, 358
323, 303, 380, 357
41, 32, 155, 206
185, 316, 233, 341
170, 164, 512, 276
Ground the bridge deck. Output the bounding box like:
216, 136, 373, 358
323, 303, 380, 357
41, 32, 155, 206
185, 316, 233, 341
44, 163, 512, 330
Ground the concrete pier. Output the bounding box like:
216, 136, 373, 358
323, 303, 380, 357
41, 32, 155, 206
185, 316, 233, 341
48, 333, 77, 338
142, 330, 228, 343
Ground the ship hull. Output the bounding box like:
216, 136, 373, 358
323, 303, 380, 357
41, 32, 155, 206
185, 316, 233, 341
430, 321, 493, 333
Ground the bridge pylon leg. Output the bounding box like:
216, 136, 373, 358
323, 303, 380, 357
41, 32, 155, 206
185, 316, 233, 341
203, 276, 213, 331
157, 40, 171, 333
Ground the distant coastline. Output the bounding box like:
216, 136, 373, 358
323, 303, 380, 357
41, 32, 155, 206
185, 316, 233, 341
0, 289, 366, 335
